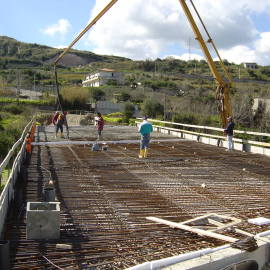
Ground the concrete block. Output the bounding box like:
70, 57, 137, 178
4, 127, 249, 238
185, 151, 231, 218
26, 202, 60, 240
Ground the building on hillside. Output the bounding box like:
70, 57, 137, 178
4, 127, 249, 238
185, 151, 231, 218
243, 62, 257, 69
82, 68, 122, 87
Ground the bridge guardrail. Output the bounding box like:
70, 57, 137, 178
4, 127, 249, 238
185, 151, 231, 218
136, 118, 270, 156
0, 119, 34, 237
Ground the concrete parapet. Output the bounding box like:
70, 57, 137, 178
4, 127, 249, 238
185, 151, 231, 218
26, 202, 60, 240
161, 239, 269, 270
0, 240, 10, 270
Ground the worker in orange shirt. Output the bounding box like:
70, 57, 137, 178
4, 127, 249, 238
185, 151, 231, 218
25, 132, 32, 164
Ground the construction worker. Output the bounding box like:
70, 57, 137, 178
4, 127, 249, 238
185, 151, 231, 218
138, 116, 153, 158
54, 112, 66, 138
52, 111, 60, 125
25, 132, 32, 164
224, 116, 235, 151
96, 112, 104, 140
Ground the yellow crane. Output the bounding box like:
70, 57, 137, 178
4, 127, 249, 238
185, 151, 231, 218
54, 0, 232, 127
178, 0, 232, 127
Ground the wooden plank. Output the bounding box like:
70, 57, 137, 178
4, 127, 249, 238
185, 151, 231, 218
180, 213, 214, 225
234, 229, 270, 243
146, 216, 238, 243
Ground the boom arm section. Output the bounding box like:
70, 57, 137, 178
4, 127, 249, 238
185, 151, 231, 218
178, 0, 232, 127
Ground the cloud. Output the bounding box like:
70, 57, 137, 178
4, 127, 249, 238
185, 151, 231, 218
84, 0, 270, 64
218, 32, 270, 65
54, 45, 67, 49
86, 0, 191, 59
42, 19, 71, 36
219, 46, 257, 64
166, 53, 204, 61
256, 32, 270, 53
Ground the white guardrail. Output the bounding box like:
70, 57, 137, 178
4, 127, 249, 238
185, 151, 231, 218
136, 118, 270, 156
0, 120, 33, 237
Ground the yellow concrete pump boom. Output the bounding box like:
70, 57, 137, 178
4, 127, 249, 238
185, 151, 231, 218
53, 0, 119, 121
53, 0, 232, 127
178, 0, 232, 127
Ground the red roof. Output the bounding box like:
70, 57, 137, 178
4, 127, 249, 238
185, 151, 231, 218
99, 68, 115, 72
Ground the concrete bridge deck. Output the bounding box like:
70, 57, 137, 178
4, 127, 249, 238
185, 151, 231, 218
3, 124, 270, 269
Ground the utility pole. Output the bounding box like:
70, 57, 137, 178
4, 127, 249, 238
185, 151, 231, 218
0, 75, 4, 92
16, 69, 19, 100
238, 67, 241, 80
34, 73, 36, 99
164, 93, 166, 121
188, 37, 191, 61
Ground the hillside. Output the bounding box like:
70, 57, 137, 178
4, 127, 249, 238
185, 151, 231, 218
1, 36, 270, 132
0, 36, 129, 68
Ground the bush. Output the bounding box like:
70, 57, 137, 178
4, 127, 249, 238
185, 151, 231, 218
116, 92, 131, 102
60, 86, 89, 110
173, 113, 220, 127
173, 113, 199, 125
142, 99, 164, 118
2, 104, 24, 114
107, 112, 124, 118
88, 87, 105, 102
0, 129, 20, 159
107, 79, 118, 86
123, 103, 135, 123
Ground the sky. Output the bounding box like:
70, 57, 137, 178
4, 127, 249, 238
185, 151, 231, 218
1, 0, 270, 65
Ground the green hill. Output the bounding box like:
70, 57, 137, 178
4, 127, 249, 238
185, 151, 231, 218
0, 36, 129, 68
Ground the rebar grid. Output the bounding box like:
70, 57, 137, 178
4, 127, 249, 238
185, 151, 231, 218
5, 139, 270, 269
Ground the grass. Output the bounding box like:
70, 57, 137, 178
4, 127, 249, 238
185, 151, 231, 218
0, 97, 53, 105
104, 112, 124, 123
0, 114, 23, 128
103, 116, 122, 123
0, 169, 10, 190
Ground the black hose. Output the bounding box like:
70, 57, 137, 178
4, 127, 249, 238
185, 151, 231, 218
53, 65, 70, 139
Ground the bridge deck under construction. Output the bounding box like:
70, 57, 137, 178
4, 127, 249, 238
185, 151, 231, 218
4, 125, 270, 269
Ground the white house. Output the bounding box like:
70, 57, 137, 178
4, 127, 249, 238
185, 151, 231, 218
243, 62, 257, 69
82, 68, 122, 87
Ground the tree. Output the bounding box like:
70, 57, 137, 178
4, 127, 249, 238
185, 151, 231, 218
88, 88, 105, 102
140, 59, 155, 72
117, 92, 131, 102
142, 99, 164, 118
60, 86, 89, 110
253, 100, 266, 129
123, 102, 135, 122
107, 79, 118, 86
